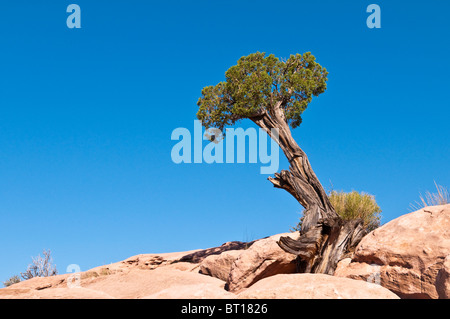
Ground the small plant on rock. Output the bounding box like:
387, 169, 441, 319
3, 275, 21, 287
410, 182, 450, 211
293, 190, 382, 233
20, 249, 58, 280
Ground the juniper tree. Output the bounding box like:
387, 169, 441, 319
197, 52, 366, 274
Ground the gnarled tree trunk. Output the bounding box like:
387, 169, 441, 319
250, 102, 367, 274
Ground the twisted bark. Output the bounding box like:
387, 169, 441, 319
250, 103, 366, 274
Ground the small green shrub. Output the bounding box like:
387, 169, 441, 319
293, 190, 382, 232
329, 190, 382, 232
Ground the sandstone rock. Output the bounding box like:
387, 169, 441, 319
227, 232, 299, 292
199, 250, 242, 282
4, 274, 69, 290
237, 274, 399, 299
78, 267, 225, 299
0, 288, 36, 299
119, 250, 202, 270
142, 283, 235, 299
0, 248, 223, 299
436, 255, 450, 299
335, 258, 352, 274
32, 287, 115, 299
335, 204, 450, 299
4, 267, 231, 299
1, 286, 114, 299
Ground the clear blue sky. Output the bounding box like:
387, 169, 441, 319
1, 1, 449, 283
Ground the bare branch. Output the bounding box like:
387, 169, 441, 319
21, 249, 58, 280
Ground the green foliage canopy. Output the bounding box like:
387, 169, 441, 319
197, 52, 328, 132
